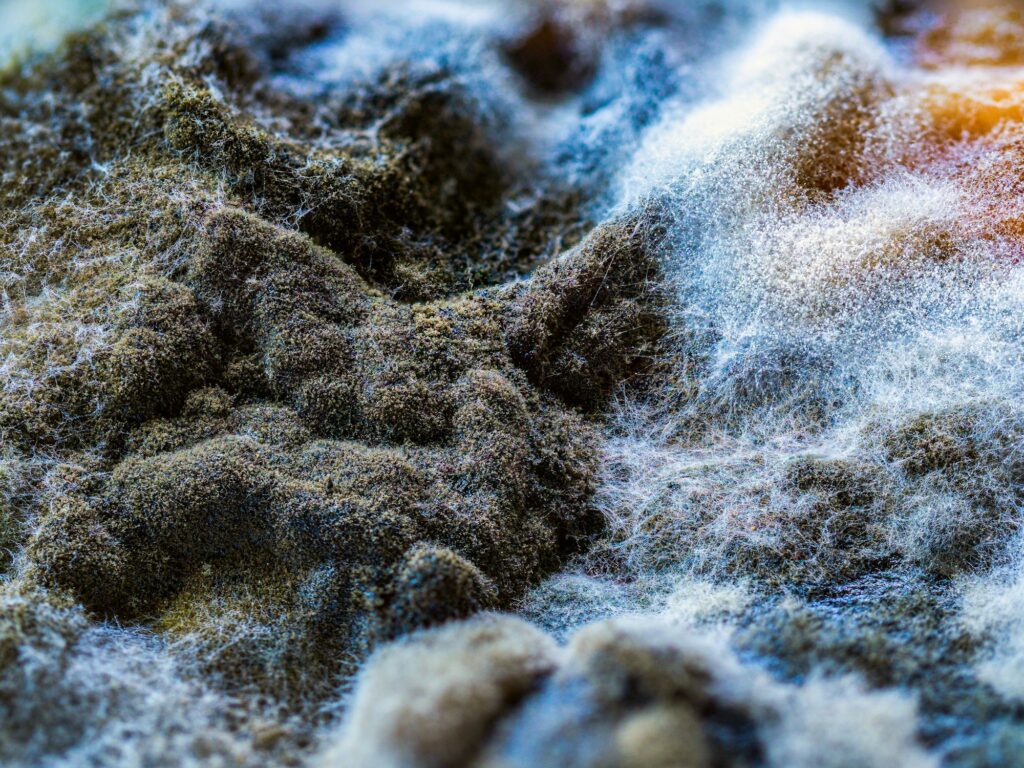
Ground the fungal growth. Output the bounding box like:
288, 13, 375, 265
5, 0, 1024, 766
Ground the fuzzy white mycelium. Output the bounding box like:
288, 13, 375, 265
320, 3, 1024, 766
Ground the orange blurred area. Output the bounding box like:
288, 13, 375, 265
917, 4, 1024, 67
913, 3, 1024, 137
898, 4, 1024, 242
917, 77, 1024, 138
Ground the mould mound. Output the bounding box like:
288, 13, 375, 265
0, 0, 667, 723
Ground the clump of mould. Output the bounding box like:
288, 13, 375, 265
1, 0, 667, 725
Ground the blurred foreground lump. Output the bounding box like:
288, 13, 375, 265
322, 614, 935, 768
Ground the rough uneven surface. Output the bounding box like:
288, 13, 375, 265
7, 0, 1024, 766
0, 0, 666, 756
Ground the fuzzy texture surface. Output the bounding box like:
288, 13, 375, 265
6, 0, 1024, 766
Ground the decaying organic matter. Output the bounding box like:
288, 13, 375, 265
9, 1, 1024, 767
1, 0, 666, 722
